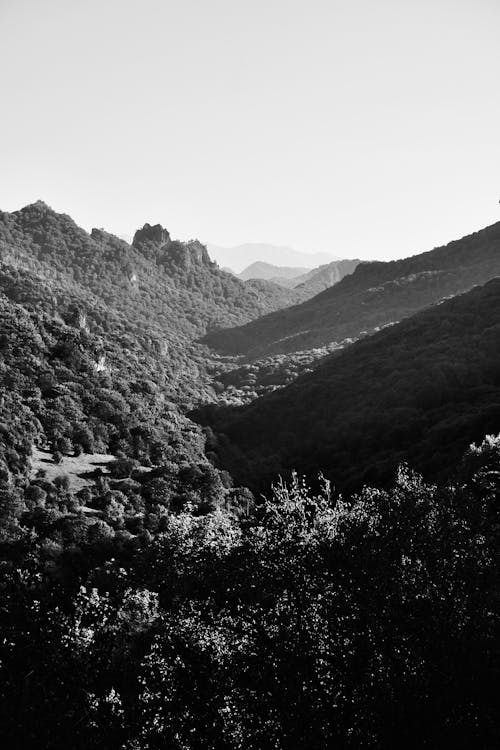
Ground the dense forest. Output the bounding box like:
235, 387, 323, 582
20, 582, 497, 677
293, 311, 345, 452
1, 437, 499, 748
202, 220, 500, 357
0, 202, 305, 349
0, 203, 499, 748
196, 278, 500, 493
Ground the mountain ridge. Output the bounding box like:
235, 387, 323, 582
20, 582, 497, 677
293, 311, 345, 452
237, 261, 310, 282
201, 221, 500, 358
0, 202, 302, 345
207, 242, 336, 273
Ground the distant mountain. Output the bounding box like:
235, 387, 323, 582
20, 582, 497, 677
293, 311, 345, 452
237, 260, 360, 293
293, 258, 360, 295
195, 277, 500, 493
207, 242, 335, 273
202, 221, 500, 358
238, 261, 309, 282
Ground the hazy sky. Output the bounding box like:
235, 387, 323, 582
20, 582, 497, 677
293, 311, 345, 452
1, 0, 499, 260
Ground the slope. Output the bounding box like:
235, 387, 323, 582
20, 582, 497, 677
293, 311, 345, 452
201, 221, 500, 357
293, 258, 361, 295
0, 201, 303, 490
194, 278, 500, 492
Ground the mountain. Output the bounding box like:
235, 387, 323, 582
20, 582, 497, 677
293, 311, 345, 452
0, 201, 314, 480
194, 277, 500, 493
207, 242, 335, 273
293, 258, 361, 295
0, 203, 300, 353
238, 261, 309, 282
0, 201, 351, 479
202, 221, 500, 358
236, 260, 361, 294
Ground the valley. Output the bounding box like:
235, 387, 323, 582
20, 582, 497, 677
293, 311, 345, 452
1, 202, 500, 749
3, 2, 499, 745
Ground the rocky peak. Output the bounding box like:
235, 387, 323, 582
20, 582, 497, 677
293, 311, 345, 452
162, 239, 214, 272
132, 223, 171, 249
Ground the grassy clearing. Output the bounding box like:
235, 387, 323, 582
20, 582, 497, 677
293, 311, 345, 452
30, 447, 116, 491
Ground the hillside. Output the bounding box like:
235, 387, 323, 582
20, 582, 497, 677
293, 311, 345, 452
0, 204, 267, 521
0, 202, 305, 493
194, 278, 500, 492
0, 203, 300, 347
202, 221, 500, 357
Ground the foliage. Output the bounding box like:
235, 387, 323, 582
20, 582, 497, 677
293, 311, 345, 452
0, 439, 499, 748
196, 278, 500, 492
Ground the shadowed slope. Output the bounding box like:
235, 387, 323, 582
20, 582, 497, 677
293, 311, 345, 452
194, 278, 500, 492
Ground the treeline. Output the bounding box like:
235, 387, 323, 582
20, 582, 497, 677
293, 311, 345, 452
0, 437, 498, 748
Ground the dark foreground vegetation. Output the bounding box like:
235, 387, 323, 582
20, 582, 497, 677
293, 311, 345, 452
1, 436, 499, 749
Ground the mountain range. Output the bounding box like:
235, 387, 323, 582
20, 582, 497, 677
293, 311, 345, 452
236, 261, 310, 282
233, 259, 361, 297
207, 242, 336, 273
201, 221, 500, 358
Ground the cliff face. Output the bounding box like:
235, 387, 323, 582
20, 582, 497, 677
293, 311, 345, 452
162, 239, 214, 272
132, 224, 214, 273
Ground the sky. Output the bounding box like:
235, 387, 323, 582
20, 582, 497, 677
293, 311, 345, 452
1, 0, 499, 261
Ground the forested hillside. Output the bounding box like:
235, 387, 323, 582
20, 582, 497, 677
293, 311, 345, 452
0, 202, 300, 346
195, 278, 500, 492
0, 202, 295, 524
0, 203, 499, 748
201, 221, 500, 357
